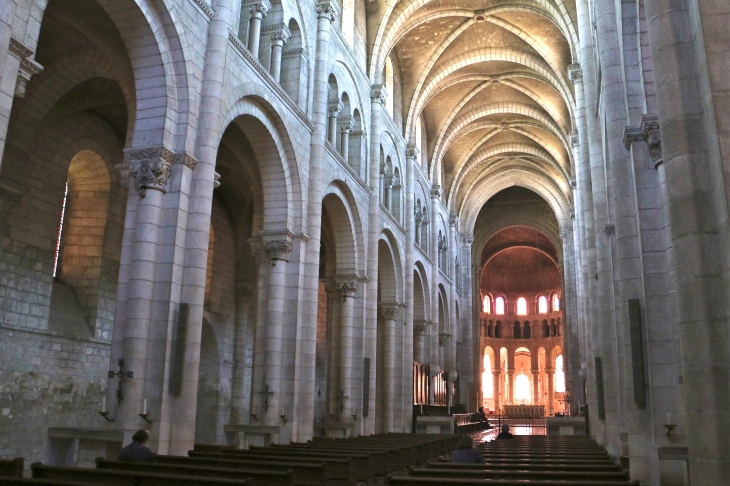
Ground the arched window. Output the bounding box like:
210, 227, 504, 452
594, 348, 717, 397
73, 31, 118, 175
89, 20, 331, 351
523, 321, 531, 339
543, 320, 550, 338
495, 296, 505, 315
483, 296, 491, 313
517, 297, 527, 315
52, 183, 69, 277
495, 321, 502, 338
538, 295, 548, 314
552, 293, 560, 312
487, 320, 493, 337
482, 354, 493, 398
515, 373, 530, 402
513, 321, 521, 339
551, 319, 557, 337
555, 355, 565, 393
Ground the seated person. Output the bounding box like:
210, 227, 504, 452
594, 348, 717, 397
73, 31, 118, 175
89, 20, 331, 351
496, 423, 513, 439
118, 429, 156, 462
449, 436, 486, 463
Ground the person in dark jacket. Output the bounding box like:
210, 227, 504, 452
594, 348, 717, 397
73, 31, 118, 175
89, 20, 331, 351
449, 436, 486, 463
118, 429, 156, 462
496, 423, 514, 439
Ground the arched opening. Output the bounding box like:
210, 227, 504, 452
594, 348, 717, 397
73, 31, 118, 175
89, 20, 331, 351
495, 297, 505, 315
280, 19, 308, 109
538, 295, 548, 314
517, 297, 527, 315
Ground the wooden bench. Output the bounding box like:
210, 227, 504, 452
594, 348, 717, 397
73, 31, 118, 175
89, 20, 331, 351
0, 479, 100, 485
0, 457, 24, 478
408, 467, 631, 482
247, 446, 380, 482
31, 463, 255, 486
156, 454, 343, 486
95, 458, 295, 486
426, 461, 623, 472
271, 442, 405, 473
386, 476, 639, 485
189, 450, 362, 484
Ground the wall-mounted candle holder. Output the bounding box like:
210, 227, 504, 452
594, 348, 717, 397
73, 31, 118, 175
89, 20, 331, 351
139, 399, 152, 423
99, 397, 113, 421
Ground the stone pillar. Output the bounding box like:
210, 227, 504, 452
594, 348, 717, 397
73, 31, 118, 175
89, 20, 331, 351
338, 115, 354, 159
546, 368, 555, 415
247, 0, 271, 59
448, 215, 458, 373
231, 284, 255, 424
265, 24, 290, 82
644, 1, 730, 481
492, 369, 501, 413
365, 82, 385, 435
414, 212, 422, 246
531, 369, 540, 405
261, 238, 292, 424
430, 185, 441, 373
293, 0, 337, 441
413, 321, 426, 363
403, 146, 417, 431
506, 369, 515, 406
380, 305, 399, 431
327, 99, 342, 144
335, 280, 357, 422
384, 175, 393, 211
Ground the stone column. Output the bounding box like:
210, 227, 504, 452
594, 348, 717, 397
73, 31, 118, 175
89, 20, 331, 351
403, 146, 417, 430
413, 321, 426, 363
365, 83, 385, 435
327, 99, 342, 144
430, 185, 441, 372
492, 369, 501, 413
264, 24, 290, 82
506, 369, 515, 406
384, 175, 393, 211
448, 215, 458, 373
338, 115, 354, 159
380, 305, 399, 431
293, 0, 337, 441
414, 211, 422, 246
335, 280, 357, 422
247, 0, 271, 59
546, 369, 555, 416
230, 283, 255, 425
644, 1, 730, 481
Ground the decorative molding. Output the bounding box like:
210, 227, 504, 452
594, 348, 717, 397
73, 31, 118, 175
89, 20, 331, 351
9, 38, 42, 98
316, 0, 340, 22
449, 214, 458, 227
568, 63, 583, 84
190, 0, 214, 18
622, 126, 644, 149
338, 114, 354, 131
264, 240, 292, 263
335, 280, 358, 299
282, 48, 308, 60
370, 84, 387, 104
604, 224, 615, 236
174, 153, 198, 170
430, 184, 442, 199
328, 99, 343, 115
8, 38, 33, 59
641, 115, 662, 167
124, 147, 175, 197
262, 23, 291, 43
228, 30, 314, 131
413, 323, 426, 336
213, 171, 221, 189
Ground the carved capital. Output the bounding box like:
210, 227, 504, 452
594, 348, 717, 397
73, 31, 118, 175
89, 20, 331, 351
414, 211, 423, 224
335, 280, 358, 298
262, 23, 291, 43
449, 214, 458, 227
214, 171, 221, 189
568, 63, 583, 84
338, 115, 355, 131
328, 99, 343, 116
370, 84, 387, 104
125, 146, 175, 197
10, 38, 42, 98
622, 126, 644, 149
380, 305, 398, 321
316, 0, 339, 22
9, 38, 33, 59
641, 115, 662, 167
406, 146, 419, 159
604, 224, 615, 236
264, 240, 292, 262
430, 185, 442, 199
248, 0, 271, 16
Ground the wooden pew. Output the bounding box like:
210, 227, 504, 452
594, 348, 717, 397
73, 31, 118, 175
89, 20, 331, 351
0, 457, 23, 478
248, 445, 382, 481
426, 461, 623, 473
386, 477, 639, 486
408, 467, 632, 482
270, 442, 405, 473
95, 458, 295, 486
31, 463, 255, 486
0, 479, 99, 485
189, 450, 365, 484
156, 454, 342, 486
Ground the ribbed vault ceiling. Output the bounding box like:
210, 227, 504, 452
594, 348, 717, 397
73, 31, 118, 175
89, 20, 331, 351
370, 0, 577, 230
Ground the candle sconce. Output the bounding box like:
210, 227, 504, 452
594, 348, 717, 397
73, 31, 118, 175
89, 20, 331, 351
250, 411, 259, 422
279, 411, 288, 423
259, 384, 275, 411
663, 424, 676, 437
351, 409, 358, 421
338, 390, 349, 411
139, 413, 153, 424
99, 411, 114, 422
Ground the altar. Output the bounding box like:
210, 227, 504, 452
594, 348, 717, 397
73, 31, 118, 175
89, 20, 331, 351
503, 404, 545, 418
